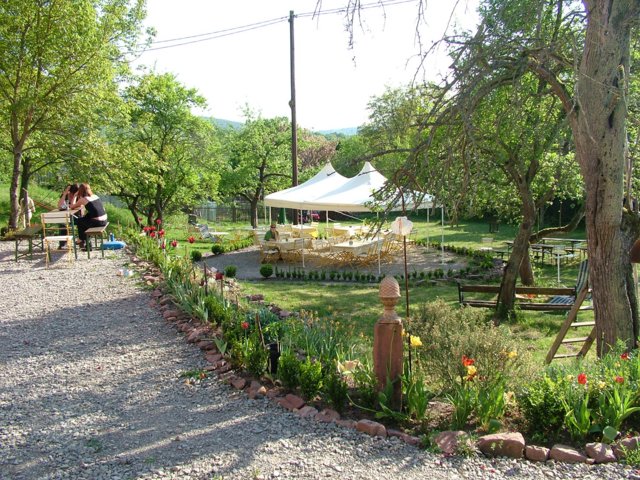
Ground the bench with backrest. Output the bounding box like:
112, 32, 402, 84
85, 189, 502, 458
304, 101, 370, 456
457, 284, 577, 311
458, 260, 589, 312
13, 224, 43, 261
85, 222, 109, 259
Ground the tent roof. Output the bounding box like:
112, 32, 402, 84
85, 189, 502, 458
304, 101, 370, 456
263, 163, 349, 209
301, 162, 387, 212
302, 162, 434, 212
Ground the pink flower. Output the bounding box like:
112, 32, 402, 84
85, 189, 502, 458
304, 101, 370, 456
577, 373, 587, 385
158, 229, 165, 237
156, 218, 162, 225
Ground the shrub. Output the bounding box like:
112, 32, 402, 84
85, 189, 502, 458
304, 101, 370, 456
323, 366, 349, 414
278, 351, 301, 390
190, 250, 203, 262
224, 265, 237, 278
407, 299, 529, 392
211, 244, 224, 255
299, 357, 323, 400
517, 371, 567, 441
260, 264, 274, 278
246, 336, 269, 377
204, 295, 231, 327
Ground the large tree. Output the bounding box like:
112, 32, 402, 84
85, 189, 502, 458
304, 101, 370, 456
0, 0, 147, 229
106, 72, 221, 226
220, 116, 295, 228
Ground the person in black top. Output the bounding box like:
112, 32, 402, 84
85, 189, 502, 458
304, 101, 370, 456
70, 183, 108, 249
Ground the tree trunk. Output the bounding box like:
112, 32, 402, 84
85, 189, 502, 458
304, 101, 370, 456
573, 0, 638, 353
9, 148, 22, 230
19, 158, 32, 227
250, 199, 259, 228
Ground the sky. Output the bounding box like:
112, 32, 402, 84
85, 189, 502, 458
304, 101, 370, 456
134, 0, 479, 131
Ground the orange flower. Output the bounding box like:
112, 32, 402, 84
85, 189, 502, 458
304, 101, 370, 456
462, 355, 475, 367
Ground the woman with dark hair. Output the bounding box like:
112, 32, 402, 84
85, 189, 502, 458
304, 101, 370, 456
70, 183, 107, 249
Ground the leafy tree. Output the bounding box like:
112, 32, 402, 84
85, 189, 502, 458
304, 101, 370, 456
106, 72, 221, 226
0, 0, 147, 229
219, 115, 293, 227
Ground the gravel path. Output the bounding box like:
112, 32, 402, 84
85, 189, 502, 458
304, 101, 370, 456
0, 241, 633, 479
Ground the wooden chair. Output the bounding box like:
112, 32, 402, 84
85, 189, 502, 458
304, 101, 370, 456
259, 241, 280, 264
41, 211, 77, 267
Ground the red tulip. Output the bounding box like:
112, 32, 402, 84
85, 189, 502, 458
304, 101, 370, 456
615, 376, 624, 384
150, 231, 156, 238
462, 355, 475, 367
241, 321, 250, 330
159, 229, 165, 237
215, 272, 224, 280
577, 373, 587, 385
188, 236, 195, 244
156, 218, 162, 225
170, 240, 178, 248
621, 352, 630, 360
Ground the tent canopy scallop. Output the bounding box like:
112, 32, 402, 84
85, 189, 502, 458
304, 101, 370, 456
263, 163, 349, 209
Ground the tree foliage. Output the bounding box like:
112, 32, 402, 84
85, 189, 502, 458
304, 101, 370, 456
0, 0, 147, 228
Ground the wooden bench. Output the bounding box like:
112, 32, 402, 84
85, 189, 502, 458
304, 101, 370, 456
85, 223, 109, 259
14, 224, 43, 261
457, 283, 577, 311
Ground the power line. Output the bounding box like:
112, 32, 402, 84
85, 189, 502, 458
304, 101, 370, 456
136, 0, 418, 54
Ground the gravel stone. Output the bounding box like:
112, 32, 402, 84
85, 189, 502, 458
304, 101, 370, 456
0, 241, 631, 479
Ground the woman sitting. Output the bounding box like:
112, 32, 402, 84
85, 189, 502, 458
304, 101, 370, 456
263, 223, 279, 241
70, 183, 108, 249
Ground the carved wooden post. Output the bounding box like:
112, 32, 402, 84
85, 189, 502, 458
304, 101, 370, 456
374, 275, 403, 408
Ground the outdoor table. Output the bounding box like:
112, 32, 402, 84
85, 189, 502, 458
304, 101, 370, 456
290, 225, 317, 237
332, 225, 366, 238
333, 238, 378, 256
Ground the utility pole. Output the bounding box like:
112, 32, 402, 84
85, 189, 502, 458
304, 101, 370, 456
289, 10, 299, 223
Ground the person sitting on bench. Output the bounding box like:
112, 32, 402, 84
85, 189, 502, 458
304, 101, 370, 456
70, 183, 108, 250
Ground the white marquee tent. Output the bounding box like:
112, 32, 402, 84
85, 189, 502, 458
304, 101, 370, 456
263, 163, 349, 209
265, 162, 433, 213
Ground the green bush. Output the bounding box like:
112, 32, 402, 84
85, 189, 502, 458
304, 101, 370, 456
260, 263, 274, 278
517, 371, 567, 441
246, 335, 269, 377
299, 357, 323, 400
323, 366, 349, 414
407, 299, 530, 392
190, 250, 203, 262
211, 244, 224, 255
204, 295, 231, 327
278, 351, 301, 390
224, 265, 237, 278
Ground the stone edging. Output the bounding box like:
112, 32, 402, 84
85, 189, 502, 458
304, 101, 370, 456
131, 255, 639, 467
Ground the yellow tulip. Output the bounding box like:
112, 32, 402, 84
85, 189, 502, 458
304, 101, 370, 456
410, 335, 423, 348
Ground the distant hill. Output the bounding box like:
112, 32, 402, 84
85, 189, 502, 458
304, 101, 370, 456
205, 117, 357, 136
315, 127, 358, 136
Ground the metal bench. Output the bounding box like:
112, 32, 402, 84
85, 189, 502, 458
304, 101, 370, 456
85, 222, 109, 259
